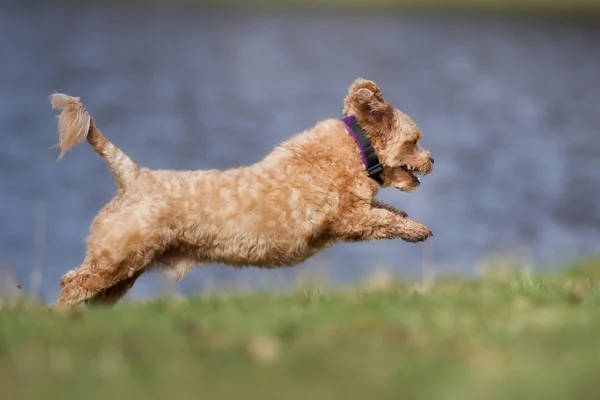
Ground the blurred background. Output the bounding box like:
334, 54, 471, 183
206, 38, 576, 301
0, 0, 599, 303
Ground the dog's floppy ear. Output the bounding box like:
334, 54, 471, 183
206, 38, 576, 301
343, 78, 392, 124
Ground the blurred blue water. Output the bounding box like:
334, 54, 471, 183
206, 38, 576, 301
1, 2, 599, 301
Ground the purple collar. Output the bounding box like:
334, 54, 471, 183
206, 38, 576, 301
340, 116, 384, 185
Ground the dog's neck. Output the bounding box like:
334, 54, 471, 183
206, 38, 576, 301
341, 115, 384, 185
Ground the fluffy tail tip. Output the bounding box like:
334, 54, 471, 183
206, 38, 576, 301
49, 93, 91, 160
49, 93, 82, 110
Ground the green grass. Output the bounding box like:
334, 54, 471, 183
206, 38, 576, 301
2, 258, 600, 400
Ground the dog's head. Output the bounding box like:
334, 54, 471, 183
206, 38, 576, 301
343, 78, 434, 192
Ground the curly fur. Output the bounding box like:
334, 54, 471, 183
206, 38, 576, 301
49, 78, 434, 309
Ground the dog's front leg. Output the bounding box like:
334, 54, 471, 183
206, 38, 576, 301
371, 199, 408, 218
333, 207, 432, 243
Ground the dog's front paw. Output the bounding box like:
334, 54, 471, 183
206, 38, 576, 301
400, 221, 432, 243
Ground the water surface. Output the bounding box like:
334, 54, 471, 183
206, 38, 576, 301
1, 2, 599, 300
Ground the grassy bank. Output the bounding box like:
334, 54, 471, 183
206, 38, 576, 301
2, 258, 600, 400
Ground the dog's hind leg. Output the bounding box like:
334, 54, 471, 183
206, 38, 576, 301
84, 269, 145, 307
54, 257, 150, 310
53, 258, 117, 309
53, 230, 164, 309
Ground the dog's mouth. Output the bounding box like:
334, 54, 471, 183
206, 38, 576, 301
400, 164, 422, 184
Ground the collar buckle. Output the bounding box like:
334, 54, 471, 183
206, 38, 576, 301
367, 163, 383, 178
368, 164, 384, 184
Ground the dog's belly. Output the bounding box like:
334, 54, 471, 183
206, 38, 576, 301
156, 231, 336, 274
212, 233, 336, 267
213, 238, 336, 268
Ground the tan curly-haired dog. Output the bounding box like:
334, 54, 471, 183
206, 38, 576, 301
49, 78, 434, 309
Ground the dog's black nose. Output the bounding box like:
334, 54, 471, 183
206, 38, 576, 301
430, 157, 435, 164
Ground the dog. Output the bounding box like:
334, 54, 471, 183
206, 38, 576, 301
49, 78, 434, 309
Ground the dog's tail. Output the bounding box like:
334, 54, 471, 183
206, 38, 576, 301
49, 93, 138, 189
